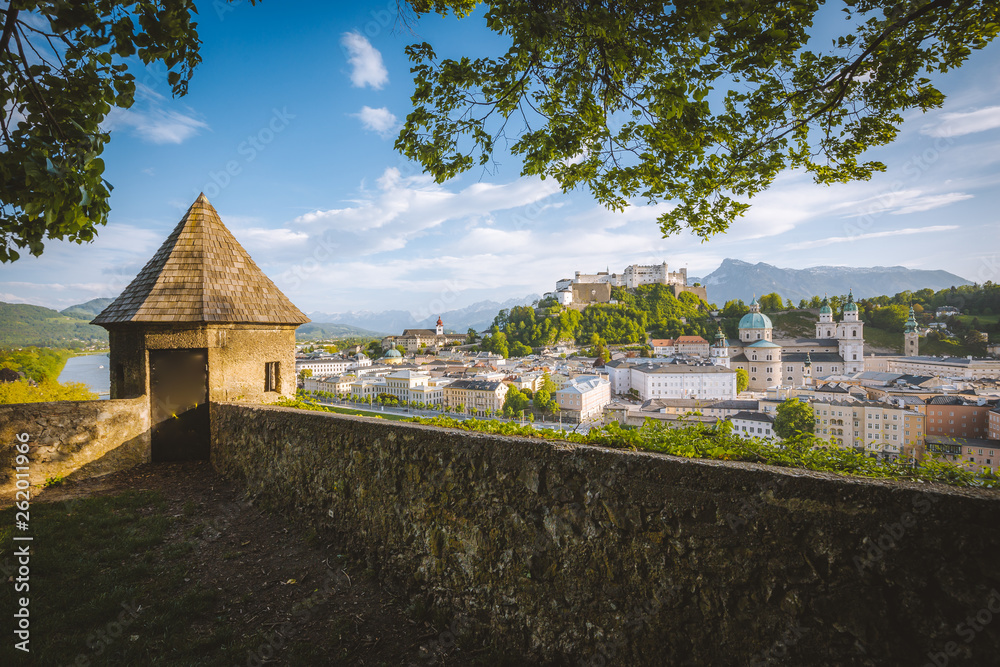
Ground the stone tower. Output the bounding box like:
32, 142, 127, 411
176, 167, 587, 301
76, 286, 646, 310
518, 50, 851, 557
904, 306, 919, 356
92, 194, 309, 460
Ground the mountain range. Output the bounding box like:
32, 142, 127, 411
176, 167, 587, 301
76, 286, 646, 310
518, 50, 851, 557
0, 260, 972, 347
692, 259, 971, 305
306, 295, 541, 336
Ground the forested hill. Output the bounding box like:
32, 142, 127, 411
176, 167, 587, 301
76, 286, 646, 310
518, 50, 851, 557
479, 284, 712, 355
0, 302, 108, 348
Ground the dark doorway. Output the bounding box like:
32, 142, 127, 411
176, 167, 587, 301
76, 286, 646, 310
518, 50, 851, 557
150, 349, 210, 461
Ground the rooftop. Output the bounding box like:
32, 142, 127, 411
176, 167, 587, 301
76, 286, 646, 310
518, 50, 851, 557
93, 194, 308, 326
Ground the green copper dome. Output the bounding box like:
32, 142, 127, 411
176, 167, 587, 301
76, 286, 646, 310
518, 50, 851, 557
819, 295, 832, 315
739, 311, 773, 330
843, 290, 858, 312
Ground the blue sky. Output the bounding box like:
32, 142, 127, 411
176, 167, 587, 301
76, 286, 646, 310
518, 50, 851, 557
2, 1, 999, 316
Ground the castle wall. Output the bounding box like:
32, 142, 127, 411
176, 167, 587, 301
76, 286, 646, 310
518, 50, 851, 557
0, 397, 150, 499
211, 402, 1000, 665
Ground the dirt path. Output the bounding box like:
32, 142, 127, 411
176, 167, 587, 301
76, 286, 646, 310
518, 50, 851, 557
35, 462, 486, 666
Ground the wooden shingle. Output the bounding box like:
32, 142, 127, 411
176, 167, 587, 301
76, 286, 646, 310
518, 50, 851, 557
92, 194, 309, 325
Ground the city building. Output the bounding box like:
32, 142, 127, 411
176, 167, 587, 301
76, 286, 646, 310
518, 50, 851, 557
728, 411, 776, 439
649, 338, 676, 356
443, 379, 509, 416
923, 396, 995, 439
383, 369, 432, 403
990, 405, 1000, 441
883, 356, 1000, 380
675, 335, 710, 356
629, 363, 737, 401
381, 317, 466, 352
554, 375, 611, 421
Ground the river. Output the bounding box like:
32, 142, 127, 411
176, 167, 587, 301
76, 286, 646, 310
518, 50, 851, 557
58, 354, 111, 399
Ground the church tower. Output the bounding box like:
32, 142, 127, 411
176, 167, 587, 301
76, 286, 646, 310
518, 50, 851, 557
711, 327, 730, 368
816, 295, 835, 339
435, 316, 444, 336
904, 306, 919, 356
837, 290, 865, 373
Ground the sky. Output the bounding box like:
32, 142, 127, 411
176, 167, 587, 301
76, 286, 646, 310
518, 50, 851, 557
2, 1, 999, 317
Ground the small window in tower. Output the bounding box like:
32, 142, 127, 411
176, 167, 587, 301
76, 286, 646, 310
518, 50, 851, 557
265, 362, 280, 392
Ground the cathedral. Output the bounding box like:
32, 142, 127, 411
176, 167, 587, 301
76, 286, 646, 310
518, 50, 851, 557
720, 293, 865, 391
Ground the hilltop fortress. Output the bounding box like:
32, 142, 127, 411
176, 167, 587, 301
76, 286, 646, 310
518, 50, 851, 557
546, 262, 708, 306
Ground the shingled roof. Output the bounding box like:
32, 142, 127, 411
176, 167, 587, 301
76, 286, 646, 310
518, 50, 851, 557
92, 194, 309, 326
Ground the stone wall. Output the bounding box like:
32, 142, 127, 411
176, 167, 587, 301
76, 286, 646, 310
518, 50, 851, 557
105, 323, 297, 402
0, 398, 149, 498
212, 403, 1000, 665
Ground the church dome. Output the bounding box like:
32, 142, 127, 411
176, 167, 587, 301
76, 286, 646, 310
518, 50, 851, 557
746, 340, 781, 348
385, 349, 402, 358
843, 290, 858, 312
819, 296, 832, 315
739, 311, 772, 330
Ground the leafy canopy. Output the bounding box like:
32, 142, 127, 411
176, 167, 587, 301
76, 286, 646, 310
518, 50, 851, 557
774, 397, 815, 439
397, 0, 999, 239
0, 0, 255, 262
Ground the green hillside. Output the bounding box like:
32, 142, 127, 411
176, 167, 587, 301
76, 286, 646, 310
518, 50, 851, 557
295, 322, 386, 339
60, 297, 114, 320
0, 302, 108, 348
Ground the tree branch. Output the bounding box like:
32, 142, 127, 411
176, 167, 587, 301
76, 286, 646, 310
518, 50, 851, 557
756, 0, 962, 156
1, 2, 18, 53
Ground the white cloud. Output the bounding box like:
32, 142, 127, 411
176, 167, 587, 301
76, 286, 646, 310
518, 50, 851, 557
340, 32, 388, 90
237, 228, 310, 247
293, 167, 560, 242
106, 107, 208, 144
784, 225, 959, 251
921, 106, 1000, 138
890, 192, 974, 215
352, 106, 398, 136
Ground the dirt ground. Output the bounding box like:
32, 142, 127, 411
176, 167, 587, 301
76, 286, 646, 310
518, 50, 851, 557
34, 461, 490, 666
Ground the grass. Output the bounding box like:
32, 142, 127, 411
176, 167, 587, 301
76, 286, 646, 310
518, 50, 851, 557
274, 398, 425, 422
954, 313, 1000, 326
0, 491, 244, 666
861, 326, 904, 353
769, 310, 817, 338
919, 337, 979, 357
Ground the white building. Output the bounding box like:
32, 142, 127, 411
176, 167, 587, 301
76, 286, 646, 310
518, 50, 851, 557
349, 375, 388, 399
885, 356, 1000, 380
650, 338, 676, 356
555, 375, 611, 421
728, 411, 777, 439
630, 363, 737, 401
303, 374, 356, 394
296, 356, 352, 376
383, 369, 432, 403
